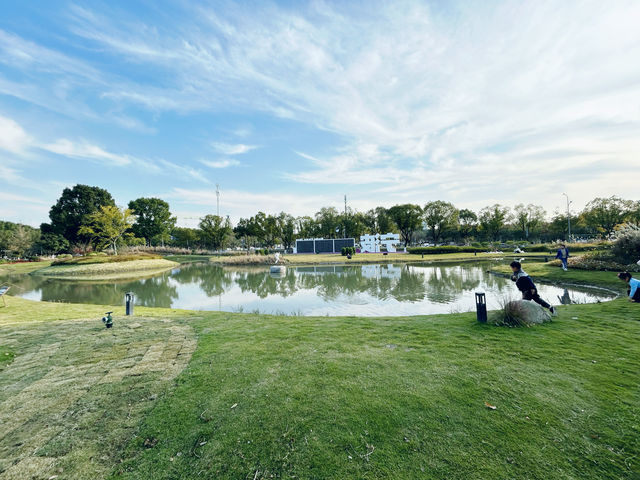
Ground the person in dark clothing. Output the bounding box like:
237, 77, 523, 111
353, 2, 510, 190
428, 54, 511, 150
510, 261, 556, 314
555, 243, 570, 271
618, 271, 640, 302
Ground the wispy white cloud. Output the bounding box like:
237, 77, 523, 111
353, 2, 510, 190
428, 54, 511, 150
42, 138, 133, 166
60, 0, 640, 211
210, 142, 258, 155
200, 158, 241, 169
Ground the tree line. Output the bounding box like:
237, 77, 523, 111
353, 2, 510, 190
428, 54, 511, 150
1, 184, 639, 257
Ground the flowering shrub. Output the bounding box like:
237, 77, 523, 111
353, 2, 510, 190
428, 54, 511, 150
549, 253, 640, 272
612, 224, 640, 264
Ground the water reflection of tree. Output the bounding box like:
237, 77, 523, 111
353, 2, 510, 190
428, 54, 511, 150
22, 272, 179, 308
233, 269, 298, 299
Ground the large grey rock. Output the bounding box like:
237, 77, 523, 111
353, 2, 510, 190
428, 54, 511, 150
510, 300, 552, 324
490, 299, 553, 326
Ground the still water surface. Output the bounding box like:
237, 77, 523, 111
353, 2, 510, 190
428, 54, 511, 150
4, 261, 613, 316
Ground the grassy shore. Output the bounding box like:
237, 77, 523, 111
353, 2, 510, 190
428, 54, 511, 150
30, 258, 179, 281
0, 294, 637, 479
490, 262, 627, 293
0, 260, 53, 275
219, 251, 555, 266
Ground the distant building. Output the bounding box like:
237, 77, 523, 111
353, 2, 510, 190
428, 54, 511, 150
294, 237, 355, 254
360, 233, 403, 253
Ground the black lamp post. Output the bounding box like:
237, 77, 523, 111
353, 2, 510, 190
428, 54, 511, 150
125, 292, 135, 316
475, 292, 487, 323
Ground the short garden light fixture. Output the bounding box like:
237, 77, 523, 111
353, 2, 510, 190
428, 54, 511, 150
475, 292, 487, 323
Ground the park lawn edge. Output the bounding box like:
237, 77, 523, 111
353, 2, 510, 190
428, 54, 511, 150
29, 258, 179, 280
489, 262, 628, 294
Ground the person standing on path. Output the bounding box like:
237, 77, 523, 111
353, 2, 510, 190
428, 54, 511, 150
510, 261, 556, 314
556, 243, 570, 271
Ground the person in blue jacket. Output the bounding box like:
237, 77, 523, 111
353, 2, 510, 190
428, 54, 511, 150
617, 271, 640, 302
556, 243, 570, 271
510, 261, 556, 314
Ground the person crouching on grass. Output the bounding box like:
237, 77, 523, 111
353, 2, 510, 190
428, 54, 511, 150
617, 271, 640, 302
510, 261, 556, 314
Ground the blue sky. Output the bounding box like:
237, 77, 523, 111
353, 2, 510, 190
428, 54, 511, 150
1, 0, 639, 227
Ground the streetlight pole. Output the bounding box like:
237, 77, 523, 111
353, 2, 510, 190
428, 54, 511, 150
562, 193, 572, 241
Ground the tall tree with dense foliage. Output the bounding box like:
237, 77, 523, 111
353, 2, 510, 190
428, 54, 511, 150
423, 201, 458, 244
36, 232, 70, 255
128, 197, 176, 246
458, 209, 478, 241
315, 207, 341, 238
78, 205, 134, 255
171, 227, 200, 249
514, 204, 546, 239
277, 212, 296, 249
387, 204, 423, 246
0, 222, 39, 257
42, 185, 115, 247
582, 196, 635, 237
478, 204, 511, 241
296, 216, 317, 239
199, 215, 233, 250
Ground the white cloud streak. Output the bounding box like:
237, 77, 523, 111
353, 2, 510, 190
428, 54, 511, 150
210, 142, 258, 155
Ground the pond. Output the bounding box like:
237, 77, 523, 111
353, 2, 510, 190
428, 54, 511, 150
3, 261, 614, 316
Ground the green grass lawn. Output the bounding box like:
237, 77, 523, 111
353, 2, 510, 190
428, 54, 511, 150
30, 259, 179, 281
490, 262, 627, 293
0, 295, 638, 479
285, 251, 554, 266
0, 260, 52, 276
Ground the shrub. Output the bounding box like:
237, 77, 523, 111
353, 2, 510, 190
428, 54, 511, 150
341, 247, 348, 256
408, 245, 479, 255
612, 226, 640, 264
552, 253, 640, 272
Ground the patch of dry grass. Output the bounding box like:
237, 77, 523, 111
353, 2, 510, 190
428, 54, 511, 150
0, 307, 196, 480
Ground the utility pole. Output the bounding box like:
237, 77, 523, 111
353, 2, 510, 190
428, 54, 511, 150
343, 194, 347, 238
562, 193, 572, 241
216, 184, 220, 217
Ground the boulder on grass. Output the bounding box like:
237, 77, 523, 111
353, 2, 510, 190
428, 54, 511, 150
491, 299, 552, 327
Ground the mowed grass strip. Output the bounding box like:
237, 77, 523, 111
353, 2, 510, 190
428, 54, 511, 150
113, 300, 640, 480
0, 298, 198, 480
490, 262, 627, 293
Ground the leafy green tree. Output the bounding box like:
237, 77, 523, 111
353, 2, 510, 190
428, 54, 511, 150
36, 232, 70, 255
296, 216, 317, 239
128, 197, 176, 246
582, 196, 634, 237
277, 212, 296, 249
10, 225, 39, 257
478, 204, 511, 241
172, 227, 200, 249
42, 185, 115, 246
199, 215, 233, 250
423, 201, 458, 244
458, 209, 478, 241
514, 204, 546, 240
315, 207, 341, 238
78, 205, 134, 254
387, 204, 423, 246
